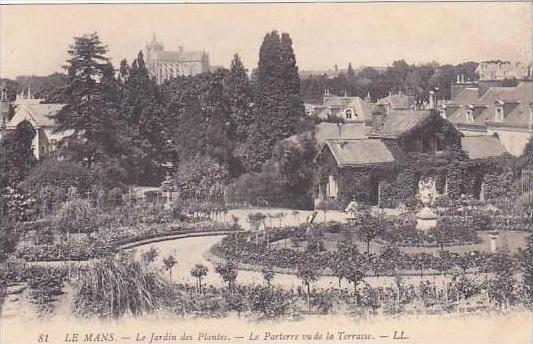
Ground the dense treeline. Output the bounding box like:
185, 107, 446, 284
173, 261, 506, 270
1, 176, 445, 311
300, 60, 479, 103
1, 32, 532, 209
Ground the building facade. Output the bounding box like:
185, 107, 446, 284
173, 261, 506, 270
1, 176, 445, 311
476, 61, 531, 81
313, 109, 508, 207
442, 79, 533, 156
305, 91, 374, 123
145, 35, 210, 84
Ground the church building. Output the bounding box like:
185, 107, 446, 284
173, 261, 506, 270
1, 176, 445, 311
145, 34, 210, 84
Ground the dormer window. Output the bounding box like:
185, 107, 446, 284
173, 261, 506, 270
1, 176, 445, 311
466, 109, 474, 123
495, 106, 504, 122
344, 108, 355, 119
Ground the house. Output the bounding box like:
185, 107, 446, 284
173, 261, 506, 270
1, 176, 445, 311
6, 100, 70, 159
314, 108, 508, 207
476, 61, 531, 81
444, 79, 533, 156
375, 91, 418, 112
305, 90, 374, 123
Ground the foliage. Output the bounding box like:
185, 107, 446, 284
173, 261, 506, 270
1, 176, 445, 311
300, 60, 479, 103
0, 120, 36, 190
215, 261, 239, 291
175, 155, 228, 201
19, 159, 93, 215
73, 257, 173, 318
55, 197, 96, 235
241, 31, 305, 171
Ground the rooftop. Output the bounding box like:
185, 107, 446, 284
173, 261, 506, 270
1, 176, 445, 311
323, 139, 395, 167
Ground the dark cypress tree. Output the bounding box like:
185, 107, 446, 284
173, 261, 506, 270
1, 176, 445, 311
524, 219, 533, 307
244, 31, 304, 171
224, 53, 252, 143
0, 121, 36, 190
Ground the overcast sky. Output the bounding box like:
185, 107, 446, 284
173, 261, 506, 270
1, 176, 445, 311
1, 2, 531, 79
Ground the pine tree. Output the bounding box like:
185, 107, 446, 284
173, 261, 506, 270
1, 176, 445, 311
55, 32, 123, 168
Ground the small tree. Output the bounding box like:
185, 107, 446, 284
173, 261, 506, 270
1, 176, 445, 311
297, 261, 320, 310
523, 228, 533, 307
261, 266, 275, 286
352, 208, 385, 254
141, 247, 159, 266
191, 263, 208, 293
163, 255, 177, 282
215, 261, 239, 292
346, 265, 366, 304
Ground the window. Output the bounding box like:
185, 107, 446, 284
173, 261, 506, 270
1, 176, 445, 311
466, 110, 474, 123
495, 107, 504, 122
328, 175, 338, 199
345, 108, 353, 119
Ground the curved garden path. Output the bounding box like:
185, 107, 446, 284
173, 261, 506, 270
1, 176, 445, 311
128, 234, 457, 290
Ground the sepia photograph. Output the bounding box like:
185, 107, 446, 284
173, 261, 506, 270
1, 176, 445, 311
0, 2, 532, 343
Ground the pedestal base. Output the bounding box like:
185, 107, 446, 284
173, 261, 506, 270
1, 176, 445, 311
416, 207, 438, 232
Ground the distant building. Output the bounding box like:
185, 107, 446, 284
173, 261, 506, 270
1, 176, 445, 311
442, 78, 533, 156
0, 83, 70, 159
145, 34, 210, 84
375, 91, 418, 112
305, 90, 374, 123
476, 61, 531, 81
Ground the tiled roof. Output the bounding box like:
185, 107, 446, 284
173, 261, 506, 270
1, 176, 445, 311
284, 122, 373, 148
314, 123, 373, 145
18, 103, 66, 127
461, 136, 508, 159
376, 93, 415, 109
482, 81, 533, 125
323, 139, 395, 167
448, 81, 533, 126
315, 96, 374, 121
369, 110, 433, 138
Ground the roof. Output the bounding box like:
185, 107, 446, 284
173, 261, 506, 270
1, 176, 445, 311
284, 122, 373, 148
8, 103, 66, 128
309, 96, 374, 121
461, 136, 508, 159
153, 50, 205, 62
322, 139, 395, 167
447, 81, 533, 126
376, 92, 416, 109
369, 110, 433, 138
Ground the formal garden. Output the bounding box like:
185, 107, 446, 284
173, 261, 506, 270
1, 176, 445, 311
1, 31, 532, 322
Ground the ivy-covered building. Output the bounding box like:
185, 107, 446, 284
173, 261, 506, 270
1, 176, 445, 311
314, 108, 509, 208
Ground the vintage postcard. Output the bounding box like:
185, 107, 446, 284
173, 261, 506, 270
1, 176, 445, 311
0, 1, 531, 344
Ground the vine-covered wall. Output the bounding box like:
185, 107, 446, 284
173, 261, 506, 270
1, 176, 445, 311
313, 113, 506, 208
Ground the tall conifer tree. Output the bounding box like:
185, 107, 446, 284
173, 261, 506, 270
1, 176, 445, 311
244, 31, 304, 172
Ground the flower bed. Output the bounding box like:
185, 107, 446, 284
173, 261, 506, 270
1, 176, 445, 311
15, 238, 116, 261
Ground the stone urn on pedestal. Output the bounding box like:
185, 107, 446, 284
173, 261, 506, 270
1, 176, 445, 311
415, 177, 438, 232
488, 230, 499, 252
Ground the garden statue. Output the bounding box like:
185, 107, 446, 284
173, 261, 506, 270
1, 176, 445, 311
306, 211, 318, 225
416, 176, 438, 232
344, 198, 359, 219
418, 176, 437, 207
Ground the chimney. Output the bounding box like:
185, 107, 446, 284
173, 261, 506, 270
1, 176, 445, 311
456, 74, 460, 84
178, 46, 184, 53
372, 105, 387, 130
429, 90, 437, 109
